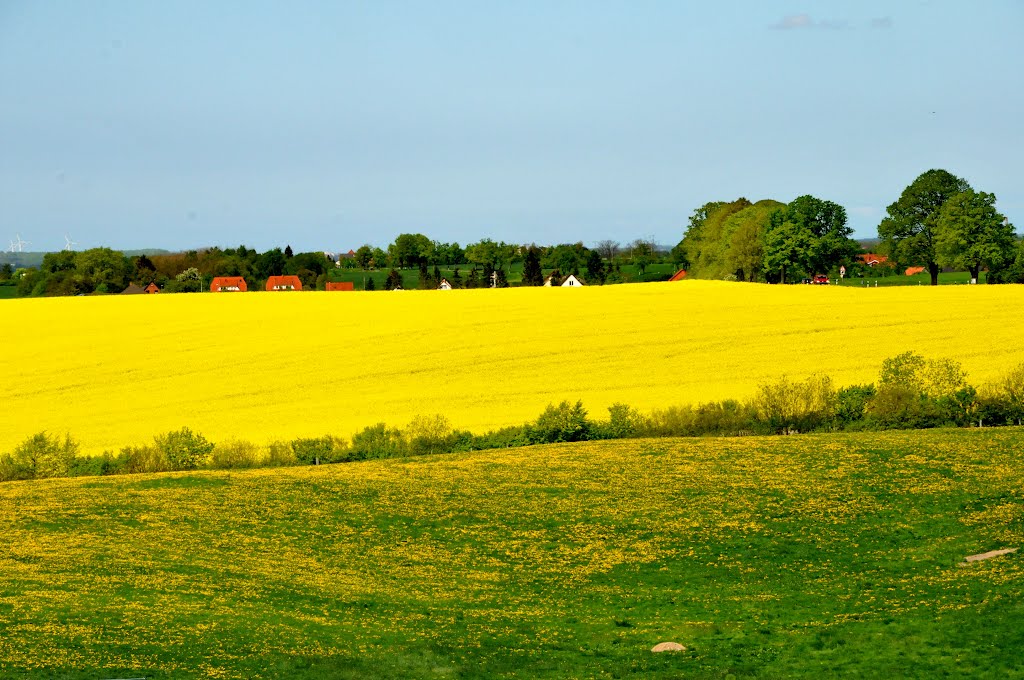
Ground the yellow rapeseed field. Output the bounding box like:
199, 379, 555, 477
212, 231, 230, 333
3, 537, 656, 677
2, 280, 1023, 454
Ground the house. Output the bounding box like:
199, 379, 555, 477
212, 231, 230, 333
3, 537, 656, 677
120, 283, 145, 295
326, 281, 354, 291
858, 253, 888, 267
144, 282, 160, 294
266, 275, 302, 291
668, 269, 687, 282
561, 274, 583, 287
210, 277, 248, 292
438, 278, 452, 290
905, 266, 926, 276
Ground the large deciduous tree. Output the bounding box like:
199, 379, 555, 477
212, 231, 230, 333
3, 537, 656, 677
935, 189, 1016, 282
878, 169, 971, 285
761, 196, 855, 283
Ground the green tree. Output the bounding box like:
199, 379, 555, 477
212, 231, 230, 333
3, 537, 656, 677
364, 276, 376, 291
722, 200, 785, 281
354, 244, 374, 269
585, 249, 606, 284
465, 239, 514, 273
761, 214, 814, 283
389, 233, 433, 269
255, 248, 287, 279
521, 245, 543, 286
154, 427, 214, 470
879, 169, 971, 285
629, 238, 655, 277
384, 268, 404, 290
680, 199, 747, 278
935, 189, 1016, 282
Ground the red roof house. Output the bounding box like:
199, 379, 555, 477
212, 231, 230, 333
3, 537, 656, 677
210, 277, 247, 292
858, 253, 888, 267
668, 269, 688, 282
144, 282, 160, 294
266, 275, 302, 291
326, 281, 354, 291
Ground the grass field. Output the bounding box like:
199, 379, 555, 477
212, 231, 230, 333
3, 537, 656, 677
3, 281, 1024, 455
1, 428, 1022, 678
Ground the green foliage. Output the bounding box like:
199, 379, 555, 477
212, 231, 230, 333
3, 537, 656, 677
0, 432, 80, 481
530, 401, 592, 443
384, 269, 404, 290
520, 245, 544, 284
599, 403, 643, 439
349, 423, 406, 460
291, 436, 342, 465
935, 189, 1016, 281
751, 375, 837, 433
405, 415, 463, 456
834, 384, 877, 428
879, 169, 971, 285
154, 427, 214, 470
209, 440, 263, 469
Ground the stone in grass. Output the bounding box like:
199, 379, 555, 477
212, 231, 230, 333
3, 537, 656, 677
651, 642, 686, 653
962, 547, 1017, 564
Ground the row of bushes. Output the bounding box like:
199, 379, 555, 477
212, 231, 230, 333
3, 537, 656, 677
4, 353, 1024, 483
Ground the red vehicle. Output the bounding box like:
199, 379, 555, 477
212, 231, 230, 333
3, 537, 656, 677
812, 274, 830, 285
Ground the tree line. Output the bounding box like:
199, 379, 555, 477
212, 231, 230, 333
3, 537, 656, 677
675, 169, 1019, 285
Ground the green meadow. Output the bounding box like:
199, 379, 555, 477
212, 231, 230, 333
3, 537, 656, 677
1, 428, 1022, 678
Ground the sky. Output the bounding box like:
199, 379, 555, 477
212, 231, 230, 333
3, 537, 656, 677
1, 1, 1022, 253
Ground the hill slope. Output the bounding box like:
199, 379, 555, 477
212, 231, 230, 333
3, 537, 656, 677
2, 429, 1022, 678
3, 281, 1024, 454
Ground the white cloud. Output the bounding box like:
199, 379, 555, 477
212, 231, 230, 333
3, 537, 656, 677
772, 14, 849, 30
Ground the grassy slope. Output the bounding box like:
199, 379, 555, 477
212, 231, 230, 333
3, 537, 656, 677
1, 428, 1022, 678
4, 281, 1024, 456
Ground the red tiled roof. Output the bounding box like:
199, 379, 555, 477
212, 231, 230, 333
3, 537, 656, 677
668, 269, 687, 282
326, 281, 354, 291
210, 277, 247, 292
266, 275, 302, 291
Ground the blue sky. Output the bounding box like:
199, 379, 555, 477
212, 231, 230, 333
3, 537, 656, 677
1, 1, 1021, 252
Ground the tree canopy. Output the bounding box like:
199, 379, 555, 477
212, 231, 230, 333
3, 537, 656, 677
878, 169, 971, 285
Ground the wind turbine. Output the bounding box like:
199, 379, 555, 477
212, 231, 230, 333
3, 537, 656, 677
7, 240, 14, 253
64, 234, 78, 251
14, 234, 30, 252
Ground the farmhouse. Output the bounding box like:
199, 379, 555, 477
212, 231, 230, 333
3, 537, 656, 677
561, 274, 584, 287
859, 253, 888, 267
120, 283, 145, 295
210, 277, 247, 292
438, 278, 452, 290
144, 282, 160, 294
326, 282, 354, 291
266, 275, 302, 291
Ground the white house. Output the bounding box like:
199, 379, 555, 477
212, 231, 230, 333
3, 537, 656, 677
561, 274, 583, 287
438, 278, 452, 290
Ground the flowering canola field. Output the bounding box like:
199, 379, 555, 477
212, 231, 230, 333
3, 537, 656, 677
1, 429, 1022, 677
2, 281, 1024, 454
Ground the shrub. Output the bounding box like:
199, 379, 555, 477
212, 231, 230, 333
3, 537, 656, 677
266, 441, 299, 467
118, 445, 171, 474
291, 436, 342, 465
751, 375, 836, 434
834, 384, 876, 429
349, 423, 406, 460
641, 405, 697, 437
530, 400, 592, 443
209, 440, 262, 469
154, 427, 214, 471
405, 415, 457, 456
0, 432, 80, 480
598, 403, 644, 439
